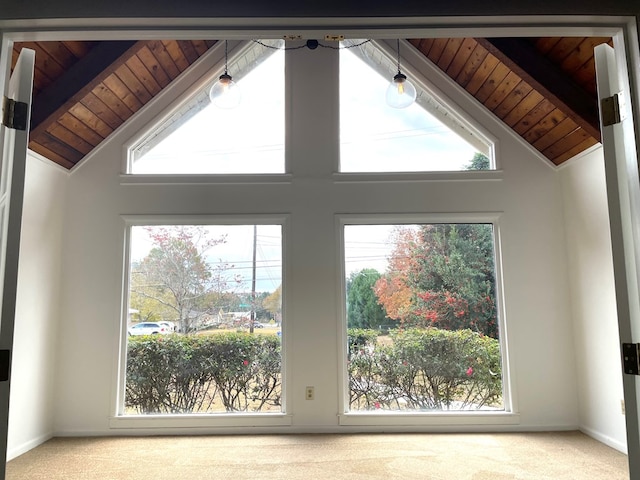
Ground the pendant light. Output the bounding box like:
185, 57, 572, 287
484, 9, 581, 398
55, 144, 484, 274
386, 39, 417, 109
209, 40, 241, 109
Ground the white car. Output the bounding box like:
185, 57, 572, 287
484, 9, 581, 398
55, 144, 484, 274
127, 322, 171, 336
159, 321, 176, 332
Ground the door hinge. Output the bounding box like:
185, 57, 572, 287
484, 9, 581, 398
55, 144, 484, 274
623, 343, 640, 375
601, 93, 623, 127
0, 350, 10, 382
2, 96, 28, 131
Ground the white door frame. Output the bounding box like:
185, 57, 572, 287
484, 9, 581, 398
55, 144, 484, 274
0, 47, 34, 478
595, 41, 640, 477
0, 13, 638, 475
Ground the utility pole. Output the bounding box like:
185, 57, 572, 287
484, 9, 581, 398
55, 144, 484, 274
250, 225, 257, 334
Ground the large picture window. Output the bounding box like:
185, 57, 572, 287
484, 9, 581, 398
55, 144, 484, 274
343, 222, 504, 412
122, 223, 283, 415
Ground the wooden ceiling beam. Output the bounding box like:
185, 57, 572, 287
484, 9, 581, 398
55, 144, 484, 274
30, 41, 139, 132
475, 37, 601, 142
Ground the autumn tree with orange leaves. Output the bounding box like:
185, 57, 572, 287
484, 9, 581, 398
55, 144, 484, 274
373, 228, 418, 323
374, 224, 499, 338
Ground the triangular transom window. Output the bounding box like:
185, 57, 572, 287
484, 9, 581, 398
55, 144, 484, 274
340, 40, 494, 172
128, 40, 285, 174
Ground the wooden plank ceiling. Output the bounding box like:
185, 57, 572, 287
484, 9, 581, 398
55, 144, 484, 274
12, 40, 216, 168
12, 37, 609, 169
410, 37, 610, 165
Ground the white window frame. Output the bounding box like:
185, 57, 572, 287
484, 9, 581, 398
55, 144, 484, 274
111, 214, 292, 429
334, 37, 504, 183
339, 39, 497, 173
336, 213, 518, 426
122, 39, 289, 178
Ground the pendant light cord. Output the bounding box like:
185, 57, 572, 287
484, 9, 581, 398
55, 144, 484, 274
224, 40, 229, 75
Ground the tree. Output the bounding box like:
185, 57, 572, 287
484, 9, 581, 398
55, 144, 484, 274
235, 291, 270, 321
375, 224, 498, 338
196, 290, 241, 313
130, 226, 240, 333
347, 269, 390, 329
255, 291, 271, 321
372, 228, 420, 324
129, 276, 174, 322
263, 285, 282, 324
466, 152, 490, 170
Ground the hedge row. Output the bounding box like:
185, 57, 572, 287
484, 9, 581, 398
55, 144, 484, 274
126, 328, 502, 414
126, 333, 281, 414
348, 328, 502, 410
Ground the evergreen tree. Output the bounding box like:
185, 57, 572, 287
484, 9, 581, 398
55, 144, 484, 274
347, 269, 390, 329
467, 152, 490, 170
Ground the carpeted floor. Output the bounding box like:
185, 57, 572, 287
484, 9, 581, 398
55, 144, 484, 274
6, 431, 629, 480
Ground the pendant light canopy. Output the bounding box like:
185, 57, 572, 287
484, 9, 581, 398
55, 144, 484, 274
386, 39, 417, 109
210, 40, 241, 109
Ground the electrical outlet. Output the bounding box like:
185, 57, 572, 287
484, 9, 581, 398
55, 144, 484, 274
305, 386, 314, 400
621, 399, 626, 415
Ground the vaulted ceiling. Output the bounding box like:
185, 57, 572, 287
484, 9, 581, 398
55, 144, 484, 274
12, 36, 610, 170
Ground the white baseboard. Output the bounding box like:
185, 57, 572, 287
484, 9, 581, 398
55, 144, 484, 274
55, 423, 579, 437
580, 425, 627, 454
7, 432, 54, 461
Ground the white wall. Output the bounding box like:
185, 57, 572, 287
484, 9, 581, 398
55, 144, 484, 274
560, 147, 627, 452
51, 43, 580, 435
8, 153, 67, 460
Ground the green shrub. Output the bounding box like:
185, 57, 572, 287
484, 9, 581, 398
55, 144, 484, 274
389, 328, 502, 409
347, 328, 378, 356
346, 327, 502, 411
251, 335, 282, 410
125, 335, 176, 413
126, 329, 500, 414
125, 333, 281, 414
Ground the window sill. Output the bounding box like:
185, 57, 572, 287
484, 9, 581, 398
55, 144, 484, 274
338, 411, 519, 427
110, 413, 293, 429
119, 173, 293, 186
333, 170, 504, 183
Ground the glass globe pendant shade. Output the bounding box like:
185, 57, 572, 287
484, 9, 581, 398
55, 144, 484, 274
386, 72, 417, 109
210, 72, 241, 109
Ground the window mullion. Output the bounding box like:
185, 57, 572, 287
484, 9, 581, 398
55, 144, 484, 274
286, 43, 340, 177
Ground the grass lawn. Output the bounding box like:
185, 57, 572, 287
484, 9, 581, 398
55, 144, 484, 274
196, 325, 281, 336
